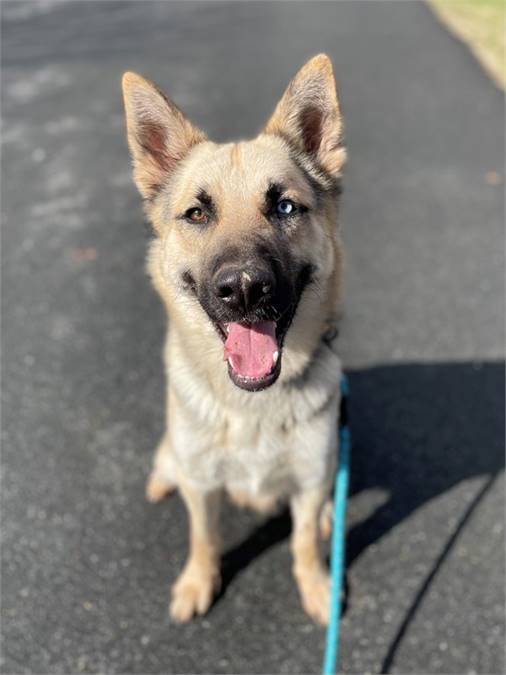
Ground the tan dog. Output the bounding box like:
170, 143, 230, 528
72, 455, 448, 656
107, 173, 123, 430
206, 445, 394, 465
122, 54, 346, 625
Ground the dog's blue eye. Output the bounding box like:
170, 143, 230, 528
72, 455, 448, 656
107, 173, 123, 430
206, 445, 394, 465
277, 199, 296, 216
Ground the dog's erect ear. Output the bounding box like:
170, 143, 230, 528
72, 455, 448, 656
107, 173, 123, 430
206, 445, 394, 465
122, 72, 207, 199
264, 54, 346, 178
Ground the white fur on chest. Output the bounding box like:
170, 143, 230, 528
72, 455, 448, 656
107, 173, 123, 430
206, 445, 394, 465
165, 339, 342, 499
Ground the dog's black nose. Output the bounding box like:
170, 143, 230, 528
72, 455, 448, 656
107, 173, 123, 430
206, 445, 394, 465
213, 266, 275, 313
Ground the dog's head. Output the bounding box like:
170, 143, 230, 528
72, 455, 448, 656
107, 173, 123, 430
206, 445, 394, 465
122, 55, 345, 392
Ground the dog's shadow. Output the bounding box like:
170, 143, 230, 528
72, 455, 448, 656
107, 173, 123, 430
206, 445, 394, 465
217, 361, 504, 612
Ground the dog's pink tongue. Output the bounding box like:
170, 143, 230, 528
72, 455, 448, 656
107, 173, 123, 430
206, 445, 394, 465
224, 321, 278, 379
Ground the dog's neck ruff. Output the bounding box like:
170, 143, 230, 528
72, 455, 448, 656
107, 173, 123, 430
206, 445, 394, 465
281, 322, 340, 390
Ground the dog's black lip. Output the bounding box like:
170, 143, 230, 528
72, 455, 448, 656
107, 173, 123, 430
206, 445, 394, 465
210, 317, 287, 391
186, 262, 314, 390
217, 314, 292, 391
212, 318, 284, 343
226, 350, 282, 392
214, 321, 228, 342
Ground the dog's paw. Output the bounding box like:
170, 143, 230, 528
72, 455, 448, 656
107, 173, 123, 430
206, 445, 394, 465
145, 472, 175, 503
169, 569, 220, 623
298, 570, 331, 625
319, 500, 333, 540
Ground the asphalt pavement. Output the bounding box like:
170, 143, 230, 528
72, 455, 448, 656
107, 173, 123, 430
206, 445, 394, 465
1, 2, 504, 673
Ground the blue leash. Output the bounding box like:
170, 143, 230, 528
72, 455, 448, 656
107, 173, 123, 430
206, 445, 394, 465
322, 373, 351, 675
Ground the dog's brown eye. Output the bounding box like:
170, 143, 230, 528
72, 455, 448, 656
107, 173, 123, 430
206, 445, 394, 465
185, 207, 207, 224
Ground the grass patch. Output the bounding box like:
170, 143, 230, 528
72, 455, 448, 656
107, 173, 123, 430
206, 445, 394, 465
428, 0, 505, 87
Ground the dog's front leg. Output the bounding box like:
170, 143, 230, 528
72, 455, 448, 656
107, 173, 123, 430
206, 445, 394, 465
290, 485, 331, 625
170, 480, 222, 622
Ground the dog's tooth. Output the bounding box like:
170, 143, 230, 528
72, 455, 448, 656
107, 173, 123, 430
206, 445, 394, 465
227, 357, 234, 367
273, 351, 279, 364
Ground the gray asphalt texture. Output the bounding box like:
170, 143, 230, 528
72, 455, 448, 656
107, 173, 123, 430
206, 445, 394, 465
1, 2, 505, 674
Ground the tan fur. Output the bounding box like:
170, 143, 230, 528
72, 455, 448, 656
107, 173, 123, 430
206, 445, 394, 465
122, 54, 346, 624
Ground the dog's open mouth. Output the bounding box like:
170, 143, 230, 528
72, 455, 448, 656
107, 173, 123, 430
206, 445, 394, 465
192, 262, 313, 392
219, 320, 282, 391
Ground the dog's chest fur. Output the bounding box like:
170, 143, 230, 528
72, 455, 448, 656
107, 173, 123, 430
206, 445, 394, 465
164, 335, 342, 499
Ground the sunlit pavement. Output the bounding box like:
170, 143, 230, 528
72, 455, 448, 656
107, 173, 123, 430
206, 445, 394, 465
2, 2, 504, 673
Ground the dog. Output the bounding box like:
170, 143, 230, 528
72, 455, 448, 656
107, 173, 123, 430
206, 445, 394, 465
121, 53, 346, 625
